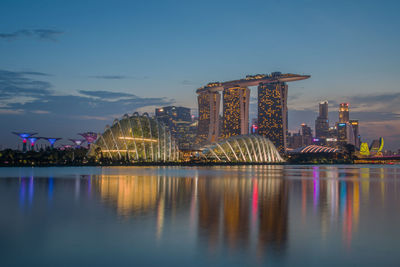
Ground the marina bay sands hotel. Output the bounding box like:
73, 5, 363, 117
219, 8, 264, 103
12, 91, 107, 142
196, 72, 310, 153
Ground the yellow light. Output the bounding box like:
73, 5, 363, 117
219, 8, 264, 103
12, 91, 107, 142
118, 137, 158, 143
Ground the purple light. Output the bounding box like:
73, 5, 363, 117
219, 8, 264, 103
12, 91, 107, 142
313, 138, 320, 142
79, 132, 98, 144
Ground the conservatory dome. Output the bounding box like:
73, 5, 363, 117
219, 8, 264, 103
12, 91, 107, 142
88, 113, 180, 162
201, 135, 284, 163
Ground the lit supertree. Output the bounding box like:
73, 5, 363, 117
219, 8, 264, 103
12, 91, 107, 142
42, 137, 62, 149
69, 139, 86, 148
78, 132, 98, 147
28, 137, 41, 151
12, 132, 37, 152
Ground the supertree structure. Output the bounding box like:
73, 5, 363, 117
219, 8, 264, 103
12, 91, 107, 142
69, 139, 86, 148
42, 137, 62, 149
12, 132, 37, 152
78, 132, 98, 147
28, 137, 41, 151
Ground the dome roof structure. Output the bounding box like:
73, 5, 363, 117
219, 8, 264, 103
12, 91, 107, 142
201, 135, 284, 163
290, 145, 340, 154
88, 113, 180, 162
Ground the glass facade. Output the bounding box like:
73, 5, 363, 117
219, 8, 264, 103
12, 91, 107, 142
202, 135, 284, 163
257, 82, 288, 154
196, 91, 220, 144
222, 86, 250, 139
89, 113, 180, 162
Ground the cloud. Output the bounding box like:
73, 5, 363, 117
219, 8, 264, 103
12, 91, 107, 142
90, 75, 128, 80
0, 69, 174, 119
79, 90, 137, 100
0, 69, 53, 101
0, 29, 63, 41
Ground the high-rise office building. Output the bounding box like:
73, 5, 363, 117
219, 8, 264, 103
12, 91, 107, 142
155, 105, 194, 149
257, 82, 288, 153
221, 86, 250, 138
155, 106, 191, 122
315, 101, 329, 143
196, 91, 221, 144
339, 103, 349, 123
349, 119, 360, 148
301, 123, 313, 146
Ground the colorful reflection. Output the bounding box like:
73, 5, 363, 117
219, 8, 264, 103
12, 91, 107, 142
10, 165, 400, 262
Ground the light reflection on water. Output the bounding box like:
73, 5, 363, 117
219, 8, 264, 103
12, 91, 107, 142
0, 165, 400, 266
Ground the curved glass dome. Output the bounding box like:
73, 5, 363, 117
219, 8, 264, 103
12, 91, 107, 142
202, 135, 284, 163
89, 113, 180, 162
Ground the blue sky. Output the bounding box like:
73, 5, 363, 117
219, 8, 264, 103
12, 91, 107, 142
1, 0, 399, 149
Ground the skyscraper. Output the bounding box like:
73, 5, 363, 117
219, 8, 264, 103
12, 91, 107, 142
339, 103, 349, 123
349, 119, 360, 148
257, 82, 288, 153
196, 91, 221, 144
301, 123, 313, 146
221, 86, 250, 138
315, 101, 329, 143
155, 106, 194, 149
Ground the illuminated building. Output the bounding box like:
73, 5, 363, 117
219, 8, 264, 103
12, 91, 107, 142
196, 91, 220, 144
287, 132, 303, 149
12, 132, 37, 152
257, 82, 288, 153
155, 106, 194, 149
155, 106, 191, 123
349, 120, 360, 148
88, 113, 180, 162
339, 103, 349, 123
315, 101, 329, 143
359, 142, 370, 156
222, 86, 250, 138
369, 138, 384, 156
201, 135, 284, 163
196, 73, 310, 149
337, 122, 355, 147
301, 123, 313, 146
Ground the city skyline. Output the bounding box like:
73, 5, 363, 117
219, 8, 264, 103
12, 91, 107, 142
1, 0, 400, 150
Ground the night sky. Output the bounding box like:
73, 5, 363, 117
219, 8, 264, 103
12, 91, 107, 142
1, 0, 399, 149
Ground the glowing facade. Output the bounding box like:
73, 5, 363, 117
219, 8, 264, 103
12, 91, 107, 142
339, 103, 349, 123
196, 91, 220, 144
222, 86, 250, 138
88, 113, 180, 162
196, 73, 310, 150
291, 145, 340, 154
257, 82, 288, 153
201, 135, 284, 163
315, 101, 329, 142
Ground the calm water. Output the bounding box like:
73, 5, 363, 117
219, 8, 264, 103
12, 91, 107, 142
0, 165, 399, 266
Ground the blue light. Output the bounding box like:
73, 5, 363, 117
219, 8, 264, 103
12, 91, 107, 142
19, 133, 31, 138
28, 137, 38, 143
48, 138, 57, 145
338, 123, 346, 127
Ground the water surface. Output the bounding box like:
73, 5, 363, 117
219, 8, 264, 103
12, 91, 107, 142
0, 165, 399, 266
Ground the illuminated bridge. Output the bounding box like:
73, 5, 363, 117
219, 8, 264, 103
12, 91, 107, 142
196, 72, 310, 153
